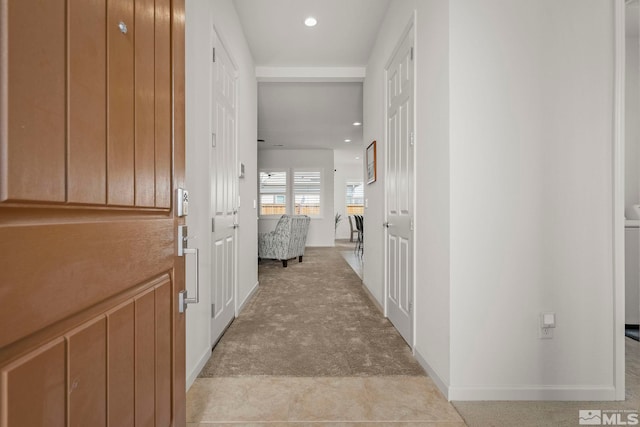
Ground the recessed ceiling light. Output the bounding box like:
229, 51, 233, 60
355, 157, 360, 160
353, 122, 362, 126
304, 17, 317, 27
344, 139, 352, 143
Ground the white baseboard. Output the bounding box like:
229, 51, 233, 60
414, 347, 450, 400
413, 348, 617, 401
361, 281, 384, 314
448, 385, 617, 402
237, 281, 259, 314
186, 346, 212, 391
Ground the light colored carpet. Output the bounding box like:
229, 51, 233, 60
199, 246, 424, 377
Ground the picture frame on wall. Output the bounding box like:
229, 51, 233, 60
366, 140, 377, 184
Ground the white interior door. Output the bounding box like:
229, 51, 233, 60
385, 27, 415, 346
210, 30, 238, 345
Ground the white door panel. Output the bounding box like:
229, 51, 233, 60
210, 30, 237, 345
385, 27, 414, 345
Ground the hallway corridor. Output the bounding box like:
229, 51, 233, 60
186, 246, 464, 425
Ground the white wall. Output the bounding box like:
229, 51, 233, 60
449, 0, 615, 400
626, 14, 640, 325
627, 23, 640, 220
185, 0, 258, 390
365, 0, 617, 401
258, 149, 335, 247
334, 152, 363, 240
363, 0, 451, 392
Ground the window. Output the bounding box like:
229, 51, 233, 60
259, 169, 323, 217
294, 170, 321, 216
259, 171, 287, 216
346, 181, 364, 215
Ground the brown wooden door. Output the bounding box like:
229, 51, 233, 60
0, 0, 186, 426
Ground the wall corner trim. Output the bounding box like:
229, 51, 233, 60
186, 346, 212, 392
238, 281, 259, 314
447, 385, 617, 402
613, 0, 627, 402
255, 66, 366, 82
414, 347, 450, 401
361, 281, 384, 314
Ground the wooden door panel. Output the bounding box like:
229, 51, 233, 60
107, 0, 135, 206
172, 1, 187, 423
1, 339, 66, 427
107, 302, 135, 427
155, 280, 172, 426
2, 0, 66, 203
68, 318, 107, 427
68, 0, 107, 205
0, 0, 185, 423
1, 276, 176, 426
155, 0, 172, 209
135, 0, 157, 208
135, 290, 156, 427
0, 219, 173, 350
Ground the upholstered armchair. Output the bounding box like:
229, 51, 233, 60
258, 215, 311, 267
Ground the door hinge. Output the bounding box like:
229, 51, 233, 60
212, 218, 215, 232
410, 132, 415, 146
410, 220, 414, 231
410, 47, 414, 61
212, 47, 216, 63
211, 303, 215, 318
409, 301, 413, 313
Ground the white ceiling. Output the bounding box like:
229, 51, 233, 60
232, 0, 389, 165
257, 82, 363, 162
233, 0, 391, 67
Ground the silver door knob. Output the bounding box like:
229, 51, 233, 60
383, 222, 392, 228
118, 21, 128, 34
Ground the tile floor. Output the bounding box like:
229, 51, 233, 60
336, 239, 363, 279
340, 250, 363, 280
187, 376, 465, 426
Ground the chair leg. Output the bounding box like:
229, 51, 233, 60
299, 255, 303, 262
282, 260, 288, 268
